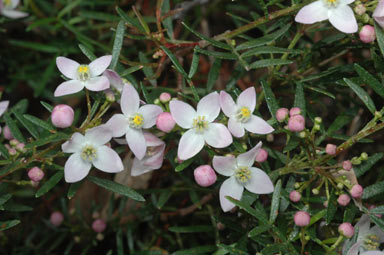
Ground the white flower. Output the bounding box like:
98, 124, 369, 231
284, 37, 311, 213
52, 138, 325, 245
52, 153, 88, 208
295, 0, 357, 34
0, 0, 28, 19
61, 126, 124, 183
212, 142, 274, 212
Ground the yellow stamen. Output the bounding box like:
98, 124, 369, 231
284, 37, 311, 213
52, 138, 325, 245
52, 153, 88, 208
77, 65, 90, 81
193, 116, 208, 133
129, 113, 144, 129
235, 166, 251, 184
236, 107, 251, 123
81, 145, 97, 162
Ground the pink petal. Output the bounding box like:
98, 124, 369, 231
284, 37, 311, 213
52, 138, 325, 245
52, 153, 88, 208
237, 142, 262, 167
220, 91, 236, 117
93, 145, 124, 173
244, 167, 274, 194
103, 69, 124, 92
121, 84, 140, 116
236, 87, 256, 112
374, 0, 384, 27
203, 123, 232, 148
228, 117, 245, 138
106, 114, 128, 137
0, 101, 9, 117
138, 104, 163, 128
143, 132, 164, 147
219, 176, 244, 212
170, 100, 196, 129
54, 80, 84, 97
64, 153, 92, 183
89, 55, 112, 77
85, 76, 110, 92
126, 128, 146, 160
131, 144, 165, 176
62, 133, 86, 153
85, 125, 112, 146
1, 9, 28, 18
212, 155, 236, 176
243, 115, 274, 134
328, 5, 357, 33
294, 1, 328, 24
177, 128, 205, 160
196, 92, 220, 122
56, 57, 80, 80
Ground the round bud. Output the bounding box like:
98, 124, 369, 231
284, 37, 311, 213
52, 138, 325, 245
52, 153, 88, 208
3, 125, 13, 140
193, 165, 217, 187
8, 148, 17, 156
255, 148, 268, 163
313, 124, 321, 131
289, 191, 302, 203
276, 108, 289, 122
105, 90, 115, 102
288, 115, 305, 132
359, 25, 376, 43
312, 188, 319, 195
299, 131, 306, 138
325, 144, 337, 155
294, 211, 310, 227
92, 219, 107, 233
10, 139, 19, 147
51, 104, 74, 128
350, 184, 364, 198
323, 201, 328, 208
314, 117, 322, 124
289, 107, 301, 116
50, 211, 64, 226
28, 167, 44, 182
337, 194, 351, 206
342, 160, 352, 171
16, 143, 25, 153
156, 112, 176, 133
354, 4, 366, 15
266, 134, 274, 142
159, 92, 171, 103
338, 222, 354, 238
361, 152, 368, 161
337, 183, 344, 189
294, 182, 301, 189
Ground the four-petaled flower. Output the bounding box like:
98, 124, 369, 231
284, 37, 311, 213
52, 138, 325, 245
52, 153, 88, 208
55, 55, 112, 97
213, 142, 274, 212
61, 126, 124, 183
0, 0, 28, 19
170, 92, 233, 160
220, 87, 274, 138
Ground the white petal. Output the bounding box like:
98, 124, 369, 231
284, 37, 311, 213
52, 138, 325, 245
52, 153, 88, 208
328, 5, 358, 33
220, 91, 236, 117
244, 167, 274, 194
345, 241, 361, 255
236, 87, 256, 112
138, 104, 163, 128
106, 114, 128, 137
228, 117, 245, 138
0, 101, 9, 117
11, 0, 20, 8
203, 123, 232, 148
56, 57, 80, 80
196, 92, 220, 122
143, 132, 164, 147
356, 214, 371, 240
89, 55, 112, 77
64, 153, 92, 183
54, 80, 84, 97
1, 9, 28, 18
237, 141, 262, 167
212, 155, 236, 176
243, 115, 274, 135
62, 133, 86, 153
85, 125, 112, 146
85, 76, 110, 92
121, 84, 140, 116
103, 69, 124, 92
340, 0, 355, 4
294, 1, 328, 24
131, 145, 164, 176
177, 128, 205, 160
219, 176, 244, 212
169, 100, 196, 129
370, 226, 384, 243
93, 146, 124, 173
126, 128, 146, 160
360, 252, 384, 255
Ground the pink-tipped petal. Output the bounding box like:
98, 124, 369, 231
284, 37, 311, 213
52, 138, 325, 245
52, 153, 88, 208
1, 9, 28, 18
106, 114, 128, 137
294, 1, 328, 24
89, 55, 112, 77
328, 5, 358, 34
204, 123, 233, 148
197, 92, 220, 122
85, 126, 112, 146
0, 101, 9, 117
243, 115, 274, 134
244, 167, 274, 194
220, 91, 236, 117
177, 129, 205, 160
219, 176, 244, 212
54, 80, 84, 97
237, 87, 256, 112
138, 104, 163, 128
237, 142, 262, 167
126, 128, 146, 160
64, 153, 92, 183
85, 76, 110, 92
228, 117, 245, 138
169, 100, 196, 129
56, 57, 80, 80
121, 84, 140, 116
62, 133, 86, 153
212, 155, 236, 176
103, 69, 124, 92
93, 146, 124, 173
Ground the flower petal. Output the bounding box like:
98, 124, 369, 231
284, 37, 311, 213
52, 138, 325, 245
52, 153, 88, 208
138, 104, 163, 128
89, 55, 112, 77
340, 0, 355, 4
237, 141, 262, 167
0, 101, 9, 117
228, 117, 245, 138
85, 76, 110, 92
370, 226, 384, 243
219, 176, 244, 212
106, 114, 128, 137
56, 57, 80, 80
85, 125, 112, 146
121, 84, 140, 116
356, 214, 371, 240
294, 1, 328, 24
54, 80, 84, 97
1, 9, 28, 18
11, 0, 20, 8
212, 155, 236, 176
93, 146, 124, 173
64, 153, 92, 183
204, 123, 233, 148
220, 91, 236, 117
236, 87, 256, 112
170, 100, 196, 129
196, 92, 220, 122
177, 128, 205, 160
244, 167, 274, 194
103, 69, 124, 92
243, 115, 274, 134
126, 128, 146, 160
328, 5, 358, 33
62, 132, 86, 153
360, 252, 384, 255
374, 0, 384, 28
344, 241, 361, 255
143, 132, 164, 147
131, 145, 164, 176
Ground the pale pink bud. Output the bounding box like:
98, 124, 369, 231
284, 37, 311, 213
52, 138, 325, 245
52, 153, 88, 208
28, 167, 44, 182
289, 107, 301, 116
10, 139, 19, 147
288, 115, 305, 132
51, 104, 74, 128
355, 4, 366, 15
325, 144, 337, 155
276, 108, 289, 122
294, 211, 310, 227
338, 222, 354, 238
194, 165, 217, 187
337, 194, 351, 206
343, 160, 352, 171
156, 112, 176, 133
359, 25, 376, 43
289, 191, 301, 202
92, 219, 107, 233
255, 148, 268, 163
350, 184, 364, 198
50, 211, 64, 226
3, 125, 13, 140
8, 148, 16, 156
159, 92, 171, 103
16, 143, 25, 152
323, 201, 328, 208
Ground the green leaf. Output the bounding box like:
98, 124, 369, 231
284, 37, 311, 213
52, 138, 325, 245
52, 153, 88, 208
40, 101, 54, 112
78, 44, 96, 61
0, 220, 20, 231
354, 64, 384, 98
261, 244, 288, 254
0, 194, 12, 207
173, 245, 217, 255
375, 21, 384, 58
326, 189, 337, 224
23, 114, 54, 131
157, 190, 172, 209
132, 7, 150, 34
216, 244, 248, 255
111, 20, 125, 70
35, 171, 64, 198
12, 111, 39, 139
248, 224, 271, 237
189, 47, 200, 79
261, 79, 279, 121
249, 59, 292, 69
67, 182, 82, 199
362, 181, 384, 199
306, 86, 335, 99
269, 179, 281, 223
241, 46, 301, 58
160, 45, 189, 79
326, 114, 353, 135
120, 65, 143, 77
370, 205, 384, 214
116, 7, 145, 33
138, 52, 157, 86
344, 78, 376, 114
4, 113, 26, 143
3, 202, 33, 212
116, 229, 124, 255
0, 144, 9, 159
294, 82, 306, 117
168, 225, 212, 233
8, 40, 60, 53
88, 176, 145, 202
161, 0, 173, 39
175, 158, 194, 172
57, 0, 82, 18
25, 132, 69, 148
194, 48, 237, 60
225, 196, 268, 222
370, 215, 384, 232
354, 153, 383, 177
206, 58, 221, 92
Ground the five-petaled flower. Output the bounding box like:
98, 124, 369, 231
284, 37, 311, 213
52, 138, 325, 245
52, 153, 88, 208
54, 55, 112, 97
0, 0, 28, 19
212, 142, 274, 212
170, 92, 233, 160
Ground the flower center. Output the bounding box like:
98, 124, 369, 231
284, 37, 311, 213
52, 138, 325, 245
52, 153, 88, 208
129, 113, 144, 129
235, 166, 251, 184
364, 235, 380, 251
77, 65, 91, 81
193, 115, 208, 133
323, 0, 339, 7
81, 145, 97, 162
236, 107, 251, 123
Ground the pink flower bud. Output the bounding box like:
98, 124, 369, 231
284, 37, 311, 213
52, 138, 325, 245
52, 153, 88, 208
276, 108, 289, 122
159, 92, 171, 103
289, 107, 301, 116
255, 148, 268, 163
359, 25, 376, 43
355, 4, 366, 15
338, 222, 354, 238
51, 104, 74, 128
294, 211, 310, 227
288, 115, 305, 132
194, 165, 217, 187
16, 143, 25, 152
325, 144, 337, 155
28, 167, 44, 182
156, 112, 176, 133
50, 211, 64, 226
8, 148, 16, 156
323, 201, 328, 208
342, 160, 352, 171
3, 125, 13, 140
337, 194, 351, 206
289, 191, 301, 203
350, 184, 364, 198
10, 139, 19, 147
92, 219, 106, 233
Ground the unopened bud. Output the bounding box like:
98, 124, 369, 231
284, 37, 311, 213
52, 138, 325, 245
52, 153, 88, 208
294, 211, 310, 227
28, 167, 44, 182
343, 160, 352, 171
193, 165, 217, 187
350, 184, 364, 198
92, 219, 107, 233
289, 191, 301, 203
255, 148, 268, 163
338, 222, 354, 238
337, 194, 351, 206
51, 104, 74, 129
276, 108, 289, 122
156, 112, 176, 133
50, 211, 64, 226
325, 144, 337, 155
159, 92, 171, 103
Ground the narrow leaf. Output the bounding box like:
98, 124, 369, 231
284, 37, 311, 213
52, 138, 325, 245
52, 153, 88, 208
4, 113, 26, 143
294, 82, 306, 117
249, 59, 292, 69
344, 78, 376, 114
354, 64, 384, 98
261, 79, 279, 121
206, 58, 221, 92
111, 20, 125, 70
269, 179, 281, 223
35, 171, 64, 198
0, 220, 20, 231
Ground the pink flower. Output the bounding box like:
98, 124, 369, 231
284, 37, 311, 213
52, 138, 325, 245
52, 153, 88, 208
103, 69, 124, 92
194, 165, 217, 187
159, 92, 171, 103
213, 142, 274, 212
106, 84, 163, 160
92, 219, 106, 233
289, 191, 301, 202
359, 25, 376, 43
0, 100, 9, 117
28, 167, 44, 182
338, 222, 354, 238
51, 104, 74, 128
374, 0, 384, 28
276, 108, 289, 122
287, 115, 305, 132
343, 160, 352, 171
255, 148, 268, 163
156, 112, 176, 133
325, 144, 337, 155
337, 194, 351, 206
294, 211, 310, 227
0, 0, 28, 19
170, 92, 232, 160
50, 211, 64, 226
220, 87, 274, 138
350, 184, 363, 198
54, 55, 112, 97
3, 125, 13, 140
